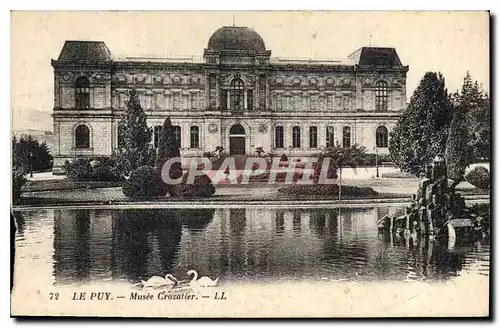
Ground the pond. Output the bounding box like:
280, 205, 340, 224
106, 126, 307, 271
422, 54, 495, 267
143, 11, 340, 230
12, 205, 490, 288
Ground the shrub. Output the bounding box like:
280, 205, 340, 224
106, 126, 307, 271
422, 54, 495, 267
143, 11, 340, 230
278, 184, 378, 198
66, 158, 94, 181
237, 170, 309, 184
12, 168, 26, 202
122, 165, 167, 198
175, 173, 215, 197
66, 157, 122, 181
465, 166, 490, 189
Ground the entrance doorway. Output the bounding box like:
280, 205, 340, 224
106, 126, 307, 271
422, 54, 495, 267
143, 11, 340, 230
229, 124, 246, 155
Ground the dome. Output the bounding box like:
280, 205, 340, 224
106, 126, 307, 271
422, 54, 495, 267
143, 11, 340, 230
207, 26, 266, 52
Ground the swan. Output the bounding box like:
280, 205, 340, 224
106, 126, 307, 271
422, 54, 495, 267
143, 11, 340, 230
140, 274, 178, 288
187, 270, 219, 287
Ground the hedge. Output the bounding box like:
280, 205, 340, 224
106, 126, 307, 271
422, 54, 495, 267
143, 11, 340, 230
278, 184, 378, 198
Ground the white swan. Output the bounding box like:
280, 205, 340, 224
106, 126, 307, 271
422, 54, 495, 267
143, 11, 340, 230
187, 270, 219, 287
140, 274, 178, 288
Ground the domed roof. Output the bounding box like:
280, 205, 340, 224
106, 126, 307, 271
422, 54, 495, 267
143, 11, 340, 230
207, 26, 266, 52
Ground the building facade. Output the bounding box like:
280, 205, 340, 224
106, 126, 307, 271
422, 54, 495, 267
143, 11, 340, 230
51, 26, 409, 173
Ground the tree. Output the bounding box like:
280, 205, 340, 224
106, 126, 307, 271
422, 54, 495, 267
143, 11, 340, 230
117, 89, 155, 174
389, 72, 455, 175
12, 134, 53, 172
318, 144, 368, 200
445, 105, 469, 190
456, 72, 490, 162
155, 116, 183, 195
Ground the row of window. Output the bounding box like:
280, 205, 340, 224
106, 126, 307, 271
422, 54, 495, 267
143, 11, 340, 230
73, 76, 389, 111
152, 126, 200, 149
74, 123, 389, 150
117, 125, 201, 149
75, 124, 201, 149
274, 125, 389, 149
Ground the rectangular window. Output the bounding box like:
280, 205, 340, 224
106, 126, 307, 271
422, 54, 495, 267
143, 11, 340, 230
119, 93, 127, 109
191, 93, 198, 109
173, 92, 181, 110
275, 126, 284, 148
343, 95, 350, 110
259, 74, 266, 109
154, 93, 162, 110
327, 94, 334, 110
209, 74, 216, 108
276, 94, 283, 111
220, 89, 227, 109
309, 126, 318, 149
311, 95, 318, 111
173, 126, 181, 148
326, 126, 335, 148
283, 96, 289, 111
343, 126, 351, 148
190, 126, 200, 148
293, 95, 300, 111
247, 89, 253, 110
154, 126, 162, 148
292, 126, 301, 148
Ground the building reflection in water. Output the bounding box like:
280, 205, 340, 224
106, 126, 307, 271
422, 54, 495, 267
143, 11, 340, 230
47, 206, 489, 286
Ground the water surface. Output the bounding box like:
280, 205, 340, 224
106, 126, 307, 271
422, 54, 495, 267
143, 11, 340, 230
13, 206, 490, 287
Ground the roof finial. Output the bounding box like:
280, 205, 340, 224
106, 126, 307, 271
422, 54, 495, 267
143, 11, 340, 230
232, 13, 235, 27
369, 35, 372, 46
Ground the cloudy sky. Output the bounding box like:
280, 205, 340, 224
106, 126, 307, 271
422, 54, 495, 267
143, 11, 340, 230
11, 11, 489, 131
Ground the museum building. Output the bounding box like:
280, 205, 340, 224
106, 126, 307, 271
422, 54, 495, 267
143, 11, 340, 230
51, 25, 409, 173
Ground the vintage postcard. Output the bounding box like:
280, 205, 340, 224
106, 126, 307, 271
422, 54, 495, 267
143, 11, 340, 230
10, 11, 490, 318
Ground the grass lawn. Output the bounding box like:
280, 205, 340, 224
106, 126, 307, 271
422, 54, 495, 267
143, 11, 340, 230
22, 179, 122, 192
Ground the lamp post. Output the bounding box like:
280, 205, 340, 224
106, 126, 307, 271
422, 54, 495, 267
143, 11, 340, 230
375, 146, 379, 178
29, 152, 33, 178
288, 145, 292, 160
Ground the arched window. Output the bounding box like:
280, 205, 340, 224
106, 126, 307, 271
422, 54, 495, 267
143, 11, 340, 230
117, 124, 126, 149
326, 126, 335, 148
375, 81, 388, 111
75, 124, 90, 148
173, 126, 182, 148
230, 78, 244, 110
376, 126, 389, 148
153, 125, 163, 148
190, 126, 200, 149
292, 126, 301, 148
343, 126, 351, 148
75, 77, 90, 109
275, 126, 284, 148
229, 124, 245, 135
309, 126, 318, 149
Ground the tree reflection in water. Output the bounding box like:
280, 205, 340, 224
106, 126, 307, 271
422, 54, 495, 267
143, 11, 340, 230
52, 208, 214, 285
46, 206, 488, 285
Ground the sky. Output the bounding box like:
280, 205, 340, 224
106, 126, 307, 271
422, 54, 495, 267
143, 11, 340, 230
11, 11, 489, 131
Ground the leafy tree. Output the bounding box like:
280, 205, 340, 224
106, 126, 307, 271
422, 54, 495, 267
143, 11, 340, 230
389, 72, 455, 175
12, 135, 53, 172
155, 116, 183, 195
456, 72, 490, 161
318, 144, 368, 200
445, 106, 469, 190
117, 89, 155, 174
